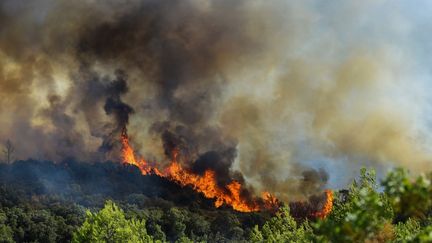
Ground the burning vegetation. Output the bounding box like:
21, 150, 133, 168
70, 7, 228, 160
120, 128, 280, 212
121, 127, 332, 217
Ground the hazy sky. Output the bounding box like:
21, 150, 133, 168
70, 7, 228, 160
1, 0, 432, 197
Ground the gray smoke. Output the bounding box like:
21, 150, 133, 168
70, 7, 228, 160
0, 0, 431, 201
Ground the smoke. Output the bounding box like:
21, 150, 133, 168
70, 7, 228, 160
0, 0, 431, 200
99, 70, 134, 152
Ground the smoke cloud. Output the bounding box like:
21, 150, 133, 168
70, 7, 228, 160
0, 0, 431, 200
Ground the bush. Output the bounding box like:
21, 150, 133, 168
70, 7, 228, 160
249, 206, 312, 243
72, 200, 155, 243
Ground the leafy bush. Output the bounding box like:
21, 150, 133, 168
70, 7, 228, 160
382, 168, 432, 222
394, 218, 421, 242
313, 168, 394, 242
249, 206, 312, 243
72, 200, 155, 243
0, 211, 13, 243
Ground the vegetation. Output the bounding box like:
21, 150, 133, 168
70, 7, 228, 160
73, 201, 154, 243
0, 160, 432, 242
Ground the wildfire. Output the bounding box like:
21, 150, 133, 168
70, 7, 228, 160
313, 189, 333, 219
120, 128, 333, 216
166, 161, 263, 212
120, 130, 162, 176
120, 129, 278, 212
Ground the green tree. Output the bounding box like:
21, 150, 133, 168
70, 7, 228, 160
72, 200, 155, 243
414, 224, 432, 242
394, 218, 421, 242
382, 168, 432, 222
393, 216, 432, 242
186, 213, 210, 240
314, 168, 394, 242
175, 236, 194, 243
0, 211, 13, 243
249, 206, 312, 243
163, 207, 187, 241
4, 207, 63, 243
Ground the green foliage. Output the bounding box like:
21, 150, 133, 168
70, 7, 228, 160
414, 224, 432, 242
175, 236, 194, 243
382, 168, 432, 222
0, 211, 13, 243
3, 160, 432, 242
313, 168, 394, 242
1, 205, 81, 243
249, 206, 312, 243
72, 200, 155, 243
394, 218, 421, 242
0, 160, 272, 242
163, 207, 187, 240
393, 217, 432, 242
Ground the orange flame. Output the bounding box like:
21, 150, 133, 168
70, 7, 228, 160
120, 130, 279, 212
121, 130, 163, 176
313, 189, 333, 219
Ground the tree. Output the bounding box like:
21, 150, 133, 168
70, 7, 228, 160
394, 218, 421, 242
72, 200, 155, 243
3, 140, 14, 164
313, 168, 394, 242
414, 224, 432, 242
0, 211, 13, 243
382, 168, 432, 222
174, 236, 194, 243
249, 206, 312, 243
163, 207, 187, 241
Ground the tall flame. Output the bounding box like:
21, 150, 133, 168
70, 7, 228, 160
313, 189, 333, 219
121, 130, 163, 176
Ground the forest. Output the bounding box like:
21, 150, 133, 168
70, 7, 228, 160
0, 160, 431, 242
1, 0, 432, 242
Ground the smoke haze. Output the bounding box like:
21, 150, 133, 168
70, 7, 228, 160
1, 0, 431, 201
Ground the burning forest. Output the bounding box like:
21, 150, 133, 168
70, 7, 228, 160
1, 0, 432, 242
121, 127, 281, 213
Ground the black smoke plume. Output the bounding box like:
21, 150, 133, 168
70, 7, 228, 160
100, 70, 134, 152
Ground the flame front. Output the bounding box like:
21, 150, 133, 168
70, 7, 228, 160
166, 160, 262, 212
120, 130, 278, 212
313, 189, 333, 219
121, 129, 334, 215
121, 130, 151, 175
121, 130, 163, 176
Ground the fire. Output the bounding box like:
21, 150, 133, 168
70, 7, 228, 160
120, 129, 278, 212
120, 128, 333, 215
313, 189, 333, 219
121, 130, 162, 176
166, 161, 262, 212
262, 191, 279, 209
